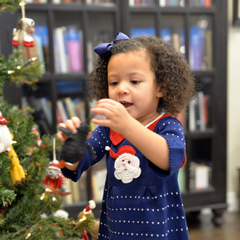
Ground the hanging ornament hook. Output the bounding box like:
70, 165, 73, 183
53, 138, 56, 161
20, 0, 26, 19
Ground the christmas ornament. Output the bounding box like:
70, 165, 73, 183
58, 122, 95, 168
12, 1, 35, 48
8, 134, 26, 184
43, 139, 71, 196
0, 201, 9, 215
0, 111, 12, 153
24, 126, 42, 155
74, 200, 99, 240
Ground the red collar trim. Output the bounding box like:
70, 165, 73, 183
110, 113, 171, 146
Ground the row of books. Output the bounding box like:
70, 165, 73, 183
25, 0, 47, 3
54, 26, 83, 73
160, 0, 184, 7
189, 0, 211, 7
32, 25, 50, 73
189, 162, 212, 191
63, 171, 88, 205
56, 97, 86, 124
178, 161, 212, 192
130, 27, 185, 59
24, 96, 86, 136
130, 0, 211, 7
189, 91, 211, 132
26, 0, 115, 4
189, 24, 212, 70
57, 81, 84, 95
129, 0, 155, 6
91, 167, 107, 202
130, 24, 212, 70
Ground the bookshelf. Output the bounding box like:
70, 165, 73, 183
0, 0, 227, 225
120, 0, 227, 226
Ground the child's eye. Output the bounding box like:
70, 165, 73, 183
109, 81, 118, 86
131, 80, 140, 84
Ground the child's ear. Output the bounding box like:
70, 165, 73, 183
157, 91, 163, 98
156, 85, 164, 98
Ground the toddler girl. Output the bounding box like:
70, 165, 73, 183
57, 32, 195, 239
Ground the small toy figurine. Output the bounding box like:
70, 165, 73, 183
43, 139, 71, 196
12, 17, 35, 48
58, 122, 96, 168
74, 200, 99, 240
8, 134, 25, 184
0, 111, 13, 153
43, 160, 70, 196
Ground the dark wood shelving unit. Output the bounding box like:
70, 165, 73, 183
0, 0, 227, 225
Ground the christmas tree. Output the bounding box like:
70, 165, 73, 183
0, 1, 92, 239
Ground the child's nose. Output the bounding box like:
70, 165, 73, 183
117, 82, 129, 94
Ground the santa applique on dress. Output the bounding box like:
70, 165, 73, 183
106, 145, 141, 184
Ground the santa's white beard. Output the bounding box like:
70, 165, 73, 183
114, 165, 140, 184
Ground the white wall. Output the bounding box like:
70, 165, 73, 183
227, 0, 240, 211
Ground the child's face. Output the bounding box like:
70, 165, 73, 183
107, 48, 163, 125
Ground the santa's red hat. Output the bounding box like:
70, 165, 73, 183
83, 200, 96, 214
0, 112, 7, 125
48, 160, 60, 170
105, 145, 136, 159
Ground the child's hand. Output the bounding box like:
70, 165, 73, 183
90, 99, 132, 134
56, 116, 81, 142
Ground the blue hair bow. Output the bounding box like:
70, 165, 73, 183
94, 32, 129, 58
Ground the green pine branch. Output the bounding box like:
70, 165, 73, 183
0, 0, 21, 13
0, 49, 42, 94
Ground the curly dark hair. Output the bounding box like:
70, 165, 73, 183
89, 35, 196, 116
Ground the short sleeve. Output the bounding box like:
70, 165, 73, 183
157, 117, 186, 176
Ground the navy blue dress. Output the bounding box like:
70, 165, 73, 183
62, 114, 189, 239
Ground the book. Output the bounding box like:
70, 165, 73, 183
178, 165, 185, 192
62, 101, 71, 119
130, 27, 156, 38
172, 33, 180, 52
74, 99, 86, 122
177, 108, 185, 129
56, 100, 68, 123
197, 91, 205, 131
32, 35, 45, 73
160, 28, 172, 44
180, 29, 185, 59
64, 178, 73, 204
56, 104, 64, 124
66, 26, 83, 72
40, 98, 52, 127
189, 161, 212, 191
205, 0, 211, 7
159, 0, 166, 7
71, 181, 81, 203
189, 99, 196, 131
54, 27, 68, 73
189, 25, 205, 70
64, 97, 76, 118
92, 168, 107, 201
129, 0, 135, 6
205, 29, 212, 69
170, 0, 178, 6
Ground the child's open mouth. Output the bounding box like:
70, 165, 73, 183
120, 101, 133, 108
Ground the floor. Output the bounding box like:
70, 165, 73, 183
187, 211, 240, 240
